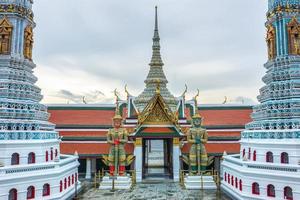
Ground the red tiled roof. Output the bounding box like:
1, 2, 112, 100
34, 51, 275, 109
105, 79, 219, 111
200, 110, 252, 126
61, 143, 134, 155
181, 143, 240, 154
208, 131, 241, 137
49, 110, 114, 125
49, 107, 252, 127
59, 131, 107, 137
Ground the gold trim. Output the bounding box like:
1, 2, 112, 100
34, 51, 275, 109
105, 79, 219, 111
23, 25, 33, 60
173, 138, 180, 145
137, 91, 179, 127
288, 17, 300, 55
135, 138, 142, 146
266, 25, 276, 60
0, 17, 13, 55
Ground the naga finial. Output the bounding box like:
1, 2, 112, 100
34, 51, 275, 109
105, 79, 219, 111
114, 88, 121, 103
124, 84, 132, 99
181, 84, 188, 99
222, 96, 228, 104
192, 89, 201, 119
82, 96, 87, 104
193, 89, 200, 105
113, 89, 122, 120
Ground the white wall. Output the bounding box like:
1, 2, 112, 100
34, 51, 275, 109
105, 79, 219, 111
0, 140, 60, 166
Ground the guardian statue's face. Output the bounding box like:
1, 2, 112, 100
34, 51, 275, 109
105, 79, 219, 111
113, 119, 122, 129
193, 118, 202, 127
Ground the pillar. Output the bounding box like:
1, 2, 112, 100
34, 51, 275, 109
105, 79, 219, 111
91, 158, 96, 174
85, 158, 92, 179
173, 138, 180, 182
134, 138, 143, 182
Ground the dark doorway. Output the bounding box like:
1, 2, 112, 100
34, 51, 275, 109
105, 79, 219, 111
142, 138, 173, 179
78, 158, 86, 177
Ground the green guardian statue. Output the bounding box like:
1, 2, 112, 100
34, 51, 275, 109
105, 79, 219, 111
187, 90, 208, 174
107, 91, 128, 176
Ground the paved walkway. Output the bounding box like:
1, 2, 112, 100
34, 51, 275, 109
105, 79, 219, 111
79, 181, 231, 200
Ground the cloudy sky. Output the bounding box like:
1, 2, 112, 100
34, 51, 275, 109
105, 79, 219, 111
33, 0, 267, 105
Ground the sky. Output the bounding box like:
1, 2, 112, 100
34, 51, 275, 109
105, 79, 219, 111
33, 0, 267, 105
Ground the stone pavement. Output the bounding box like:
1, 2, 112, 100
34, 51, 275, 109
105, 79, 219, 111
79, 181, 231, 200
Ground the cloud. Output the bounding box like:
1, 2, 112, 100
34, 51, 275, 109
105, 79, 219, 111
53, 90, 111, 104
230, 96, 257, 105
54, 90, 82, 104
33, 0, 268, 104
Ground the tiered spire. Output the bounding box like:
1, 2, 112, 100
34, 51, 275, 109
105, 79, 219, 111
134, 6, 177, 112
145, 6, 168, 85
243, 0, 300, 149
222, 1, 300, 199
150, 6, 163, 67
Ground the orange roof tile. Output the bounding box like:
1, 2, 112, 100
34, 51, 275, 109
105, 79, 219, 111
181, 143, 240, 154
49, 107, 252, 127
207, 131, 241, 137
60, 143, 134, 155
59, 131, 107, 137
200, 110, 252, 126
49, 110, 114, 125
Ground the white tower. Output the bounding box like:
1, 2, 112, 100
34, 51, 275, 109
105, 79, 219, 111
0, 1, 80, 199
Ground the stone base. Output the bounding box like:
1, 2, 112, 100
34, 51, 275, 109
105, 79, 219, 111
99, 175, 132, 190
184, 175, 217, 190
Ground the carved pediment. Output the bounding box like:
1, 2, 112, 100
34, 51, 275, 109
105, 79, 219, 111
0, 17, 13, 55
138, 93, 178, 125
144, 100, 172, 124
0, 17, 12, 28
0, 17, 12, 34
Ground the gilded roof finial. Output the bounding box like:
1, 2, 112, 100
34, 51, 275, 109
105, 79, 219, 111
194, 89, 200, 105
192, 89, 201, 119
82, 96, 87, 104
181, 84, 188, 99
222, 96, 228, 104
124, 84, 132, 99
113, 89, 122, 120
114, 88, 120, 102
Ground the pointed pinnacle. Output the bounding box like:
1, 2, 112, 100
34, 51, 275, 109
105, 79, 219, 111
153, 6, 160, 40
155, 6, 158, 31
150, 6, 163, 66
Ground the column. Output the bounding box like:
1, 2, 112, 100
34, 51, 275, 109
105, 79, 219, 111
91, 158, 97, 174
85, 158, 91, 179
134, 138, 143, 182
173, 138, 180, 182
